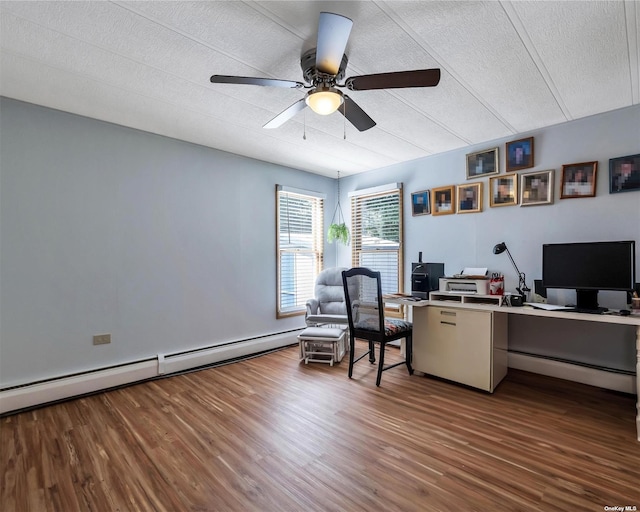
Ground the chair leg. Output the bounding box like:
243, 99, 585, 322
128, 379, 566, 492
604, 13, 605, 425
376, 341, 386, 387
348, 334, 356, 379
368, 340, 376, 363
405, 334, 414, 375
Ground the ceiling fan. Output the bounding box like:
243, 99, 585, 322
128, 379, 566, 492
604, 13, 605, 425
210, 12, 441, 132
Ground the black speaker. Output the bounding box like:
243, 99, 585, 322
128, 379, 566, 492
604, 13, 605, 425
534, 279, 547, 299
411, 262, 445, 299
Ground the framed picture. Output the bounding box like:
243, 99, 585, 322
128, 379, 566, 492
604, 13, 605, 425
431, 185, 456, 216
609, 154, 640, 194
466, 147, 499, 179
456, 182, 482, 213
520, 169, 554, 206
489, 174, 518, 207
560, 161, 597, 199
506, 136, 534, 172
411, 190, 430, 216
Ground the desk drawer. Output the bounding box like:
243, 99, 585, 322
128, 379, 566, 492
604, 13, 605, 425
414, 306, 493, 391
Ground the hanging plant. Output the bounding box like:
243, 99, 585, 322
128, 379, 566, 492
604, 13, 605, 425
327, 171, 350, 245
328, 222, 349, 245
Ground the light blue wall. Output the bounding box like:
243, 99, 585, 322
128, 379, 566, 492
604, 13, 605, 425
340, 104, 640, 372
1, 98, 638, 387
0, 98, 335, 388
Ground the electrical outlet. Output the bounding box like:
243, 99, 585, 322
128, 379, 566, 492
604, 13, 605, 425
93, 334, 111, 345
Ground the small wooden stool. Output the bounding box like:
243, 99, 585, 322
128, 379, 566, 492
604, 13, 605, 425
298, 327, 347, 366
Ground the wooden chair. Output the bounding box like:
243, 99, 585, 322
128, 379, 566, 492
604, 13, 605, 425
341, 267, 414, 386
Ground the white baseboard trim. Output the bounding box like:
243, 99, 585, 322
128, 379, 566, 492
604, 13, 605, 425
0, 330, 301, 415
0, 361, 158, 415
7, 334, 628, 415
161, 331, 299, 375
508, 352, 636, 395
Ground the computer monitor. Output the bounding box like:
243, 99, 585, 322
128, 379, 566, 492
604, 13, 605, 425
542, 240, 636, 311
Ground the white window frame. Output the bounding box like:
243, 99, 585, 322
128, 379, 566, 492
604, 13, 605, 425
349, 183, 404, 305
276, 185, 325, 318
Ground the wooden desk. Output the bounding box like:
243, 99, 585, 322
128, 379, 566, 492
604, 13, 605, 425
385, 296, 640, 441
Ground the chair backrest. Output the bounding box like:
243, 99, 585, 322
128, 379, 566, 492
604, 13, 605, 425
341, 267, 384, 334
315, 267, 349, 315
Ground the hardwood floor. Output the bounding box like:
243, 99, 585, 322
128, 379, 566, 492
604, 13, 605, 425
2, 342, 639, 511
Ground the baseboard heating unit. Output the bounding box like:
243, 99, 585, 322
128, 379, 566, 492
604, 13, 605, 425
508, 351, 636, 395
0, 330, 301, 415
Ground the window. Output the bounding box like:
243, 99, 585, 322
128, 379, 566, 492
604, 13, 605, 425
350, 184, 404, 296
276, 186, 324, 318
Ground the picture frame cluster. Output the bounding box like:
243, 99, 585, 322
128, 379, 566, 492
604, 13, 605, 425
410, 136, 639, 217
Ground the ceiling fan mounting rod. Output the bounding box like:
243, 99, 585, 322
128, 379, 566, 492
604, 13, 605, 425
314, 73, 337, 88
301, 48, 348, 84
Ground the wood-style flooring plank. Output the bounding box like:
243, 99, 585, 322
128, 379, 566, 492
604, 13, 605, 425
2, 342, 639, 511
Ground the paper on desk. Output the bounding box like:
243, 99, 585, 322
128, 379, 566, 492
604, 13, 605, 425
461, 267, 488, 276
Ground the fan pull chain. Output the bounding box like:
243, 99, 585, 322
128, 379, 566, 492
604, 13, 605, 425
303, 109, 307, 140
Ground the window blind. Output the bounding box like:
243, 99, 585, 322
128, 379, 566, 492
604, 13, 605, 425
276, 187, 324, 317
351, 187, 404, 296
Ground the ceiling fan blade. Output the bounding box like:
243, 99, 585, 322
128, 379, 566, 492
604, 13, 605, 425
338, 95, 376, 132
263, 99, 307, 129
210, 75, 303, 89
315, 12, 353, 75
345, 69, 441, 91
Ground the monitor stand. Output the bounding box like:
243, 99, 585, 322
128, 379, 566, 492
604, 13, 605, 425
574, 289, 608, 314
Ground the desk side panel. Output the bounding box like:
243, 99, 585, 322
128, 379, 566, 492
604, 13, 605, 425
492, 312, 508, 390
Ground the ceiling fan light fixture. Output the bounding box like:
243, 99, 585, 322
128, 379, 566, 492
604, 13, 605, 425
306, 88, 343, 115
211, 12, 440, 131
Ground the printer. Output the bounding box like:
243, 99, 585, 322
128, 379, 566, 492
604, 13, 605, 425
439, 267, 490, 295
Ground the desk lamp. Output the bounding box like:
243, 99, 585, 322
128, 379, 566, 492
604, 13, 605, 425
493, 242, 531, 299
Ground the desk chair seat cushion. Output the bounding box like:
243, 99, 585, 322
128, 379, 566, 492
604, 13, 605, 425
354, 318, 412, 336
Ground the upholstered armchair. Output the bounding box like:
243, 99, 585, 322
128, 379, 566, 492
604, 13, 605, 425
305, 267, 350, 327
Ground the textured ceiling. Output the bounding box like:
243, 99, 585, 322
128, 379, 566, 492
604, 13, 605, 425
1, 1, 638, 177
